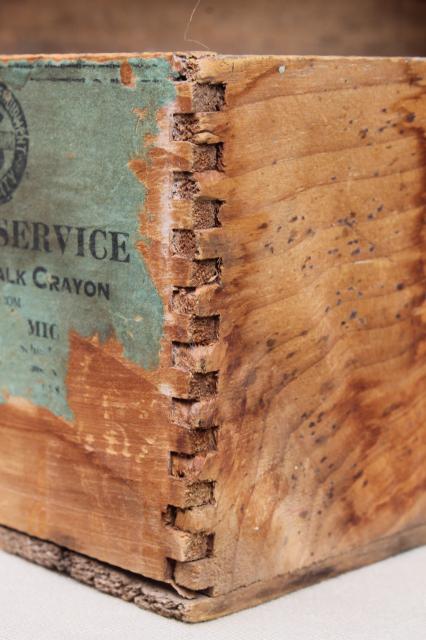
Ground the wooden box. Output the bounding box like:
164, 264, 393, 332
0, 52, 425, 621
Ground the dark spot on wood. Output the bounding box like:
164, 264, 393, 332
382, 402, 402, 417
346, 511, 361, 526
244, 370, 257, 387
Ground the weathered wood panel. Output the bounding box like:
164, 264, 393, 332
173, 55, 426, 598
0, 53, 215, 585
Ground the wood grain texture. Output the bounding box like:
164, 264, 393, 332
0, 53, 425, 620
176, 54, 426, 599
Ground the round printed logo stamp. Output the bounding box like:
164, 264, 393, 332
0, 83, 29, 205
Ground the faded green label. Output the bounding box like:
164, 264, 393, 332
0, 59, 175, 418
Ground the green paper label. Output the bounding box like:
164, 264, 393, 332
0, 58, 175, 419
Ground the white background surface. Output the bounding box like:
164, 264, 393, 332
0, 546, 425, 640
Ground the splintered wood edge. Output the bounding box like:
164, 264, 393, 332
1, 524, 425, 623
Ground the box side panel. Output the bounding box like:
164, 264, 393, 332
173, 55, 426, 596
0, 53, 219, 583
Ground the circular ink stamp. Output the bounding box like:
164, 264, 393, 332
0, 82, 29, 205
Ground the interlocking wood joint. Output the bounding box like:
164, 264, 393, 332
165, 71, 226, 595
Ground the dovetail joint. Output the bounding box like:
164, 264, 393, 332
164, 73, 226, 595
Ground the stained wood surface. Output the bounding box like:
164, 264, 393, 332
179, 54, 426, 598
0, 53, 425, 620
